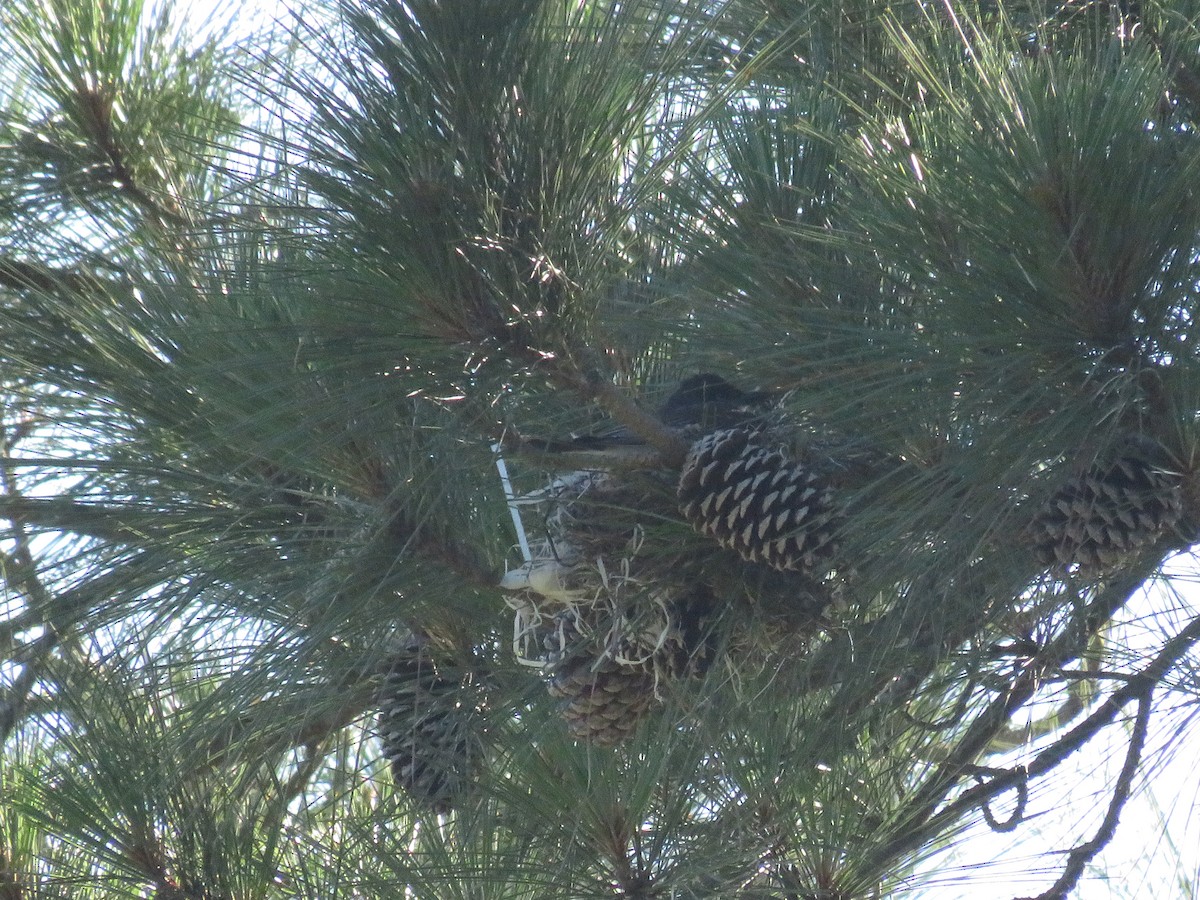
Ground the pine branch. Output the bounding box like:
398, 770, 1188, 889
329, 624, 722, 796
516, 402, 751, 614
569, 370, 690, 465
381, 503, 498, 591
1022, 608, 1200, 794
0, 425, 63, 743
1014, 692, 1151, 900
3, 0, 1199, 893
196, 671, 377, 775
0, 258, 112, 297
0, 633, 55, 744
0, 868, 21, 900
0, 496, 167, 544
126, 835, 204, 900
0, 557, 174, 743
859, 569, 1152, 877
274, 739, 329, 810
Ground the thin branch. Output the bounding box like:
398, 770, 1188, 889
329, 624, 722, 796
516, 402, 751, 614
882, 605, 1200, 883
69, 85, 189, 231
901, 672, 977, 732
1021, 611, 1200, 782
1015, 693, 1152, 900
0, 258, 112, 297
494, 429, 662, 472
921, 573, 1146, 794
859, 569, 1151, 875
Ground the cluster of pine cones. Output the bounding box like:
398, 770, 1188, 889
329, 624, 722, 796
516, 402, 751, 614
481, 381, 868, 763
375, 375, 1188, 811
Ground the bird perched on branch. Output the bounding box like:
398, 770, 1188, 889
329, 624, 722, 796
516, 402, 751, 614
526, 373, 776, 456
499, 373, 778, 597
670, 373, 777, 428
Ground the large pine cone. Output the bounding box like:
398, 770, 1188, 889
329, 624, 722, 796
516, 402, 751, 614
1030, 453, 1183, 574
377, 645, 485, 813
678, 428, 840, 573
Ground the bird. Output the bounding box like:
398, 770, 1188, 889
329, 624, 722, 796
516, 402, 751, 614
499, 374, 776, 600
660, 373, 775, 430
536, 373, 776, 452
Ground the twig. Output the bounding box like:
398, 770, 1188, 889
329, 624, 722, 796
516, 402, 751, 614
976, 765, 1029, 833
858, 569, 1151, 875
1020, 611, 1200, 781
1015, 693, 1151, 900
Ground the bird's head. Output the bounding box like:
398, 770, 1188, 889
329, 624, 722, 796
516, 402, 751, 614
660, 373, 775, 428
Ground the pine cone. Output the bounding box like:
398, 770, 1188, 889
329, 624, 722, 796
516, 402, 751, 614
548, 652, 656, 746
542, 610, 662, 746
1030, 453, 1183, 574
377, 645, 485, 813
677, 428, 840, 573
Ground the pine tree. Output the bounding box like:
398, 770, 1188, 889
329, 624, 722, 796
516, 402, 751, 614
2, 0, 1200, 897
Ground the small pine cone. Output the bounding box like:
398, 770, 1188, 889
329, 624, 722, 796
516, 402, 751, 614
1030, 454, 1183, 574
548, 652, 656, 747
678, 428, 840, 573
544, 610, 656, 745
378, 646, 484, 813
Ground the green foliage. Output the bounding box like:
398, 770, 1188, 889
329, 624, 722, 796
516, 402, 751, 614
0, 0, 240, 239
2, 0, 1200, 897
